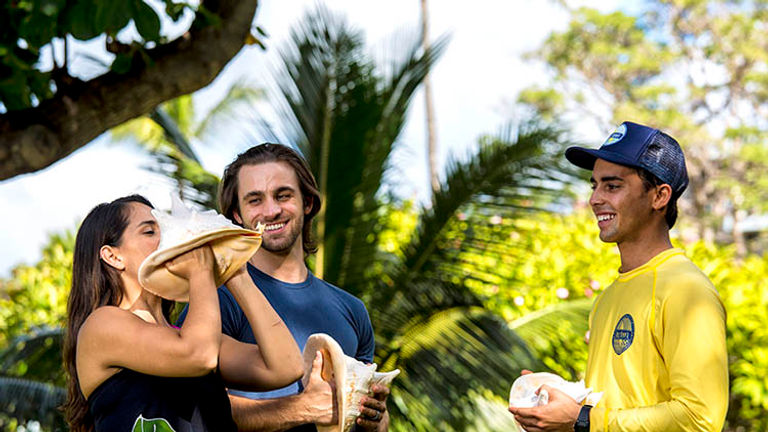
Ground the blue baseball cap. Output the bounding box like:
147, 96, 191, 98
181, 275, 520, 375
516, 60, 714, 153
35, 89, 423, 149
565, 121, 689, 196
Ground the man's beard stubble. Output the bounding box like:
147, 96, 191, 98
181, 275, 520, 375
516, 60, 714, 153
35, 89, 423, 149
246, 215, 303, 255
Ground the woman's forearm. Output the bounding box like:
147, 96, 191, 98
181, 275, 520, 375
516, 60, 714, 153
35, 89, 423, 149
227, 275, 303, 382
178, 272, 222, 372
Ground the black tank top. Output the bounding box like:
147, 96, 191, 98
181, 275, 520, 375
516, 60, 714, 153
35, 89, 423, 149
88, 368, 236, 432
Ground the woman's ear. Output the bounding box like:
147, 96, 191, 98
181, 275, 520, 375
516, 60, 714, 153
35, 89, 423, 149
100, 245, 125, 271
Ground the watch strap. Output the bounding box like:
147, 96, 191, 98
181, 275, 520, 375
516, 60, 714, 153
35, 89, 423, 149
574, 404, 592, 432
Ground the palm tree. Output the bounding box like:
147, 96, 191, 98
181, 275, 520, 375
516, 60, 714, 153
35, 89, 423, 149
111, 80, 263, 209
0, 327, 66, 431
420, 0, 440, 195
262, 5, 580, 430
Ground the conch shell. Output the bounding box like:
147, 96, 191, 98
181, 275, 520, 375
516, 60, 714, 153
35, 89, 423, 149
138, 195, 264, 301
508, 372, 602, 409
301, 333, 400, 432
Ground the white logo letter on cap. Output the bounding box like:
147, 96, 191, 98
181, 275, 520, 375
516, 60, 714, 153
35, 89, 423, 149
603, 124, 627, 146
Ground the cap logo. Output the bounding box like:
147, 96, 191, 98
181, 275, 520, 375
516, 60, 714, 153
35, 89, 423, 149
603, 124, 627, 146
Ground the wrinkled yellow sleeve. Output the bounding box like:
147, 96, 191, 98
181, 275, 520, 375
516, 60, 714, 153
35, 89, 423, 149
589, 281, 728, 432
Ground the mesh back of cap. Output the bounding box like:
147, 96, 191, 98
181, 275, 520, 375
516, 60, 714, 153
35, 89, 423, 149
638, 132, 688, 195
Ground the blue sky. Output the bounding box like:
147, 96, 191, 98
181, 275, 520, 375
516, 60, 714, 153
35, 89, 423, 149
0, 0, 618, 277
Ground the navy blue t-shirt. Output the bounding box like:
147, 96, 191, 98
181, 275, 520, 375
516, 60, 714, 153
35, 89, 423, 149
178, 263, 375, 428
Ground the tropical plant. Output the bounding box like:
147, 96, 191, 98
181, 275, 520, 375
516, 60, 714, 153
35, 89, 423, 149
0, 329, 66, 432
111, 80, 263, 209
685, 242, 768, 431
0, 231, 74, 348
258, 6, 583, 430
0, 230, 72, 431
441, 209, 619, 381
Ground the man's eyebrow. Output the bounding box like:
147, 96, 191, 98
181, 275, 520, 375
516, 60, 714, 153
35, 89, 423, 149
242, 186, 295, 199
138, 220, 157, 228
242, 190, 265, 200
275, 186, 295, 194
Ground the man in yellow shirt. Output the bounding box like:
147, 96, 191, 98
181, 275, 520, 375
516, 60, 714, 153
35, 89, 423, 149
510, 122, 728, 432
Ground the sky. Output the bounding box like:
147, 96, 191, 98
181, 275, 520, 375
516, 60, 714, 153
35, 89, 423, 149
0, 0, 619, 277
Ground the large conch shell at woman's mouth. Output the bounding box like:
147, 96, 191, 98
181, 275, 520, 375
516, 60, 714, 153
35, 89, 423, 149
301, 333, 400, 432
138, 195, 264, 302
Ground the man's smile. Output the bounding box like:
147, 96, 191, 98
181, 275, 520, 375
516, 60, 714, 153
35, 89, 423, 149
595, 212, 616, 229
264, 221, 287, 233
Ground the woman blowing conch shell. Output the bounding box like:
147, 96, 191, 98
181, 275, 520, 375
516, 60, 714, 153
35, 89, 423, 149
63, 195, 303, 432
302, 334, 400, 432
139, 194, 265, 302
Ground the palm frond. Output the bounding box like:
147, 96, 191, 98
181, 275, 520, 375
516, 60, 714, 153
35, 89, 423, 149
0, 377, 66, 430
270, 4, 362, 162
266, 5, 366, 283
149, 107, 200, 163
110, 76, 256, 209
265, 4, 449, 290
463, 394, 523, 432
395, 120, 575, 287
510, 299, 592, 380
325, 32, 449, 290
359, 277, 538, 430
0, 327, 64, 387
110, 115, 167, 151
144, 151, 220, 210
193, 80, 264, 139
161, 95, 197, 139
510, 298, 592, 334
379, 303, 541, 431
358, 121, 578, 429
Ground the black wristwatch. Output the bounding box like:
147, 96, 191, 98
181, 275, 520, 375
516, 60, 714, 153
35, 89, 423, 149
574, 405, 592, 432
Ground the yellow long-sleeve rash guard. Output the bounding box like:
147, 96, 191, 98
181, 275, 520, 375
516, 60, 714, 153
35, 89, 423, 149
584, 248, 728, 432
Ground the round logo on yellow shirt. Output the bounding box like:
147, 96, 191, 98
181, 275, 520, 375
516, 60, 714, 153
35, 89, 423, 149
612, 314, 634, 355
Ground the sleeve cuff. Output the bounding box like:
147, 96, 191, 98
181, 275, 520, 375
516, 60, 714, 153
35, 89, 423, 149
589, 406, 608, 432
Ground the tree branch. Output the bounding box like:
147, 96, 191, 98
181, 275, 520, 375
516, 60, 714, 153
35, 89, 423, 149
0, 0, 259, 181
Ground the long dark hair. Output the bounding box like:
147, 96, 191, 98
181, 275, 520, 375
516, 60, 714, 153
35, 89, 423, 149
219, 143, 322, 254
62, 194, 172, 432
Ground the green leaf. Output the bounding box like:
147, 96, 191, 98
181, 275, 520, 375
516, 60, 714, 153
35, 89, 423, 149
132, 415, 177, 432
0, 377, 66, 429
0, 327, 65, 385
164, 1, 187, 21
18, 8, 57, 47
0, 74, 32, 110
40, 0, 62, 17
134, 1, 162, 42
94, 0, 132, 35
111, 52, 133, 74
65, 0, 99, 40
254, 25, 268, 37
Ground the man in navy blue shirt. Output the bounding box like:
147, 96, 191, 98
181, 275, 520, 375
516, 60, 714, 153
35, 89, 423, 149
182, 143, 389, 432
